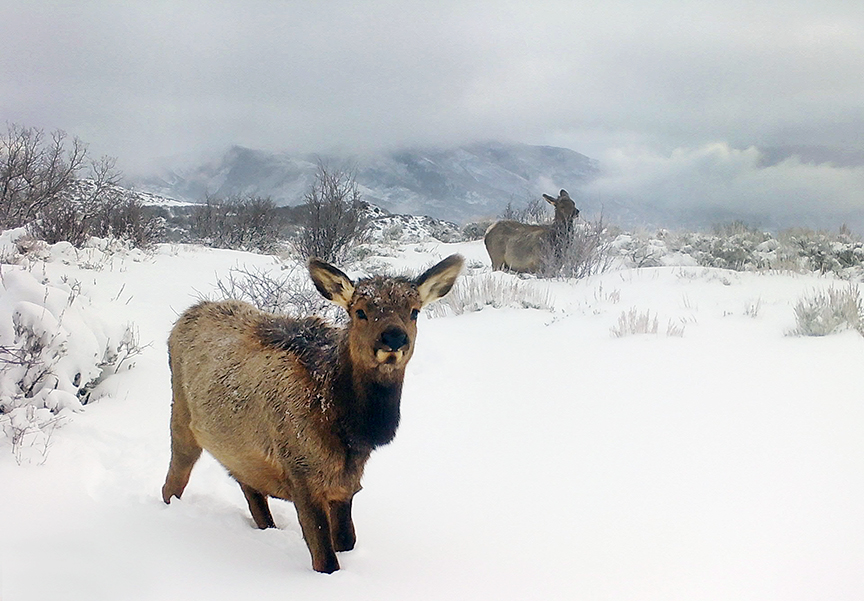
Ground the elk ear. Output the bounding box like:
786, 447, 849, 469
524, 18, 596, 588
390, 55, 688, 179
308, 258, 355, 309
415, 254, 464, 307
542, 193, 557, 205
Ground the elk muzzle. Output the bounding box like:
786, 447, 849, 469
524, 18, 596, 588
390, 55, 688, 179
375, 326, 409, 364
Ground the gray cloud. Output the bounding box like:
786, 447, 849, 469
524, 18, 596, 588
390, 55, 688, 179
2, 1, 863, 224
586, 143, 864, 228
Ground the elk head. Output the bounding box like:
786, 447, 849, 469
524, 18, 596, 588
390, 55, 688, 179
309, 255, 464, 380
542, 189, 580, 226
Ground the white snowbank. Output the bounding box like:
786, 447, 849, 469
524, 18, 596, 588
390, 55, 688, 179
1, 238, 862, 600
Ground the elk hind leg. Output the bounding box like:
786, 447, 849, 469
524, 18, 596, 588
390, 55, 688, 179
329, 497, 356, 552
161, 383, 202, 503
238, 481, 276, 529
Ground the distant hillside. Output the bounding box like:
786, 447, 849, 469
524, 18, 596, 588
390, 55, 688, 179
135, 142, 600, 223
134, 141, 864, 234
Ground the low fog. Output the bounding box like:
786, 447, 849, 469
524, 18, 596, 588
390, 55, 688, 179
2, 0, 863, 228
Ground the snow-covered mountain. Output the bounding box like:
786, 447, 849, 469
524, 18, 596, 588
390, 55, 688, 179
135, 142, 599, 223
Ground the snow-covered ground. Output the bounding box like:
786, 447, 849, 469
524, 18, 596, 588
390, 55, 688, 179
1, 236, 863, 600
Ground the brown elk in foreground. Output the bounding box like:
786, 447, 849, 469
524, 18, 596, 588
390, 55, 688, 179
161, 255, 464, 573
484, 189, 579, 274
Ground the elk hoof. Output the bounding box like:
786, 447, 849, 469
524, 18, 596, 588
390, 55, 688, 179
161, 484, 179, 504
313, 554, 340, 574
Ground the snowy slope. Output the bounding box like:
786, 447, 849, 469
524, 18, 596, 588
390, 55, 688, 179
1, 238, 863, 600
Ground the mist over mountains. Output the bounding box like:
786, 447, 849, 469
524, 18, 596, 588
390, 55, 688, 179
136, 141, 864, 233
137, 142, 599, 223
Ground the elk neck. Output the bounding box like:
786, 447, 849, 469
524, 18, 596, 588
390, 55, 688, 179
548, 217, 573, 248
330, 336, 404, 452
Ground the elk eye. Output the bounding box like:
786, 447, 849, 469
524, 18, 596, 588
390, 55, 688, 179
356, 309, 368, 320
410, 308, 420, 321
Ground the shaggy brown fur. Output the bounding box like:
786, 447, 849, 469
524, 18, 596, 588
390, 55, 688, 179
161, 255, 464, 573
484, 189, 579, 274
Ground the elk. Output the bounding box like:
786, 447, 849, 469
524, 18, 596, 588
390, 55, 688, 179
484, 189, 579, 274
161, 254, 464, 573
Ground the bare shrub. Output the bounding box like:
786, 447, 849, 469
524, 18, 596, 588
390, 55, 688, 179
292, 162, 369, 262
26, 155, 162, 248
102, 195, 165, 248
31, 199, 91, 246
190, 195, 283, 252
789, 284, 864, 336
544, 216, 614, 279
190, 195, 228, 243
666, 319, 687, 337
744, 298, 762, 318
101, 323, 149, 375
611, 308, 659, 337
0, 404, 64, 465
212, 263, 344, 322
500, 194, 550, 225
425, 272, 554, 317
1, 127, 157, 248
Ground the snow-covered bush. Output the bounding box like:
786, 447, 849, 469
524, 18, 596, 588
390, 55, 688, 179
780, 228, 864, 277
365, 213, 462, 244
609, 222, 864, 276
611, 232, 669, 268
0, 237, 141, 463
669, 223, 775, 271
788, 284, 864, 337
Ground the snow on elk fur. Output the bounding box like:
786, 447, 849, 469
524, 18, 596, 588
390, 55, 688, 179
161, 254, 464, 573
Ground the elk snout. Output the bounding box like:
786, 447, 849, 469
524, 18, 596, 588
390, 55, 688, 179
375, 326, 410, 365
379, 327, 409, 352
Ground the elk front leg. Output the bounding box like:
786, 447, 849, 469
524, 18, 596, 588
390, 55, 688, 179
329, 497, 356, 552
293, 489, 339, 573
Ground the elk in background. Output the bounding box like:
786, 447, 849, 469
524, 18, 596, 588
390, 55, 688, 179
161, 255, 464, 573
484, 189, 579, 274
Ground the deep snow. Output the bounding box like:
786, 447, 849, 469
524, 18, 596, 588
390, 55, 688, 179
1, 238, 863, 600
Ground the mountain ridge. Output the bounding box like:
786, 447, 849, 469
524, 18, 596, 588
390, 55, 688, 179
135, 142, 600, 223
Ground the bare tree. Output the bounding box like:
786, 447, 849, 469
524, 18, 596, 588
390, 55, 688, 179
292, 162, 369, 262
0, 124, 87, 229
31, 155, 125, 245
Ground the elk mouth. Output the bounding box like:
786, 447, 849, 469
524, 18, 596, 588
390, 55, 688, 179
373, 326, 410, 367
375, 348, 405, 365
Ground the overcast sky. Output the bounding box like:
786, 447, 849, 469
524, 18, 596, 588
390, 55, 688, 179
2, 1, 863, 225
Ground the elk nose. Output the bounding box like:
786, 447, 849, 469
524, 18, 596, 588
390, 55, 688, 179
379, 327, 409, 352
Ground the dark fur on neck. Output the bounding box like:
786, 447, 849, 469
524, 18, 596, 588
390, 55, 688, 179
332, 352, 403, 451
